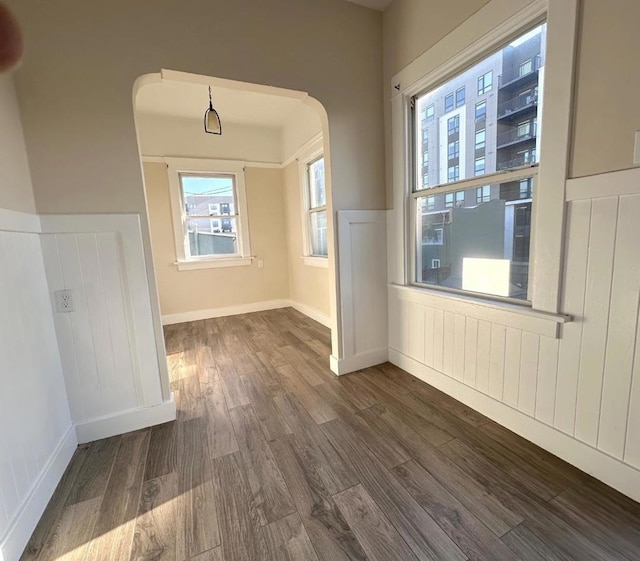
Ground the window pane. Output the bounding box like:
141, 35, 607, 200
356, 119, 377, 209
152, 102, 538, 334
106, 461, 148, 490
187, 217, 237, 257
415, 177, 534, 300
445, 93, 454, 113
310, 210, 328, 256
414, 23, 546, 190
308, 157, 326, 208
181, 175, 235, 217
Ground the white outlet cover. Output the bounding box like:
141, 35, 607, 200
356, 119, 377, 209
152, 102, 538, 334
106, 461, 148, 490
55, 289, 74, 313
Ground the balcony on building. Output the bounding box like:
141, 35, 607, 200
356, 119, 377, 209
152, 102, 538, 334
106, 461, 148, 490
496, 126, 537, 150
498, 55, 541, 92
497, 91, 538, 121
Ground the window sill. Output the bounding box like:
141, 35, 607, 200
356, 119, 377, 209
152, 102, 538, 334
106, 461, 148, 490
389, 283, 571, 339
302, 256, 329, 268
175, 257, 253, 271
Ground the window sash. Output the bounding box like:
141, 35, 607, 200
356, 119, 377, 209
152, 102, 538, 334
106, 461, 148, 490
410, 167, 538, 303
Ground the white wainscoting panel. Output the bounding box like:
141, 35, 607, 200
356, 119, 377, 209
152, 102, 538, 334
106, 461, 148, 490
40, 214, 174, 443
388, 167, 640, 500
0, 211, 76, 561
332, 210, 388, 375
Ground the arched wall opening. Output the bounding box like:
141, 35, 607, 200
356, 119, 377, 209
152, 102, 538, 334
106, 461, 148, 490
132, 70, 340, 396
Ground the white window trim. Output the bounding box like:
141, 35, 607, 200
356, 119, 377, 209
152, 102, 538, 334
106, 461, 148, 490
166, 157, 252, 271
298, 136, 328, 267
389, 0, 578, 318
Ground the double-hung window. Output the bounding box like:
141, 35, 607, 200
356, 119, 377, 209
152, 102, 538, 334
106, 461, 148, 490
412, 22, 547, 302
307, 156, 328, 257
299, 137, 329, 266
167, 158, 252, 270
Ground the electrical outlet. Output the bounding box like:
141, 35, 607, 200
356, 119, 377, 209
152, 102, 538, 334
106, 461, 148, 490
257, 259, 264, 269
55, 289, 74, 313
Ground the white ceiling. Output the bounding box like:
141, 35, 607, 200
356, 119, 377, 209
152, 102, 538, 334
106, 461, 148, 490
136, 80, 307, 129
344, 0, 393, 11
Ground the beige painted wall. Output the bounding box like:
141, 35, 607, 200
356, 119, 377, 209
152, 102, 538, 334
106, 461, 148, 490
145, 162, 290, 316
571, 0, 640, 177
9, 0, 384, 215
283, 161, 330, 318
137, 113, 284, 163
0, 75, 36, 213
382, 0, 640, 186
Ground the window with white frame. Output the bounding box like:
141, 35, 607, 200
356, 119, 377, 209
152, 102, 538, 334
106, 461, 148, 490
412, 22, 546, 302
167, 159, 251, 270
307, 156, 327, 257
299, 137, 329, 265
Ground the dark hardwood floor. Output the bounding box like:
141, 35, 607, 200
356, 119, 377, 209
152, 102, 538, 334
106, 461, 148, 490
21, 308, 640, 561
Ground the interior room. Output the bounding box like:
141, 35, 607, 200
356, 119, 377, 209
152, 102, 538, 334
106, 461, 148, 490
1, 1, 639, 560
134, 76, 331, 327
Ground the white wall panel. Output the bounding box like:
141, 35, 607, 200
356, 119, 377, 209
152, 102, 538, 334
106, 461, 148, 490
39, 214, 173, 442
0, 215, 75, 560
535, 336, 559, 426
334, 211, 388, 374
463, 317, 478, 387
475, 320, 491, 394
575, 197, 618, 446
503, 328, 522, 408
598, 195, 640, 458
554, 199, 591, 435
387, 167, 640, 499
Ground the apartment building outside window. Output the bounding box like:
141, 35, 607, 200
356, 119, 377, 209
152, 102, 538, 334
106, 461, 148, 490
475, 101, 487, 121
455, 87, 465, 107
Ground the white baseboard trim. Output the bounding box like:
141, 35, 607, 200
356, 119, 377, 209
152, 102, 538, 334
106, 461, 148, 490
330, 348, 389, 376
75, 394, 176, 444
0, 426, 77, 561
389, 348, 640, 503
289, 301, 331, 328
162, 299, 291, 325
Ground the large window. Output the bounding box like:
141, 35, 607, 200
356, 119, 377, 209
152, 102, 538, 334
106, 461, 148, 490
167, 159, 251, 270
413, 23, 546, 301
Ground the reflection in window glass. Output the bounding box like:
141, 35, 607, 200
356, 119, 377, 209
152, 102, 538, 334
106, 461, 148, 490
308, 157, 326, 209
310, 210, 327, 256
416, 177, 534, 300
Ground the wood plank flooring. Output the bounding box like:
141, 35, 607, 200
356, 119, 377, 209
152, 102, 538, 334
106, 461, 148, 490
21, 308, 640, 561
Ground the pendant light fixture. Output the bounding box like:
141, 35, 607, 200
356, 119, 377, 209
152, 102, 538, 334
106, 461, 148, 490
204, 86, 222, 135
